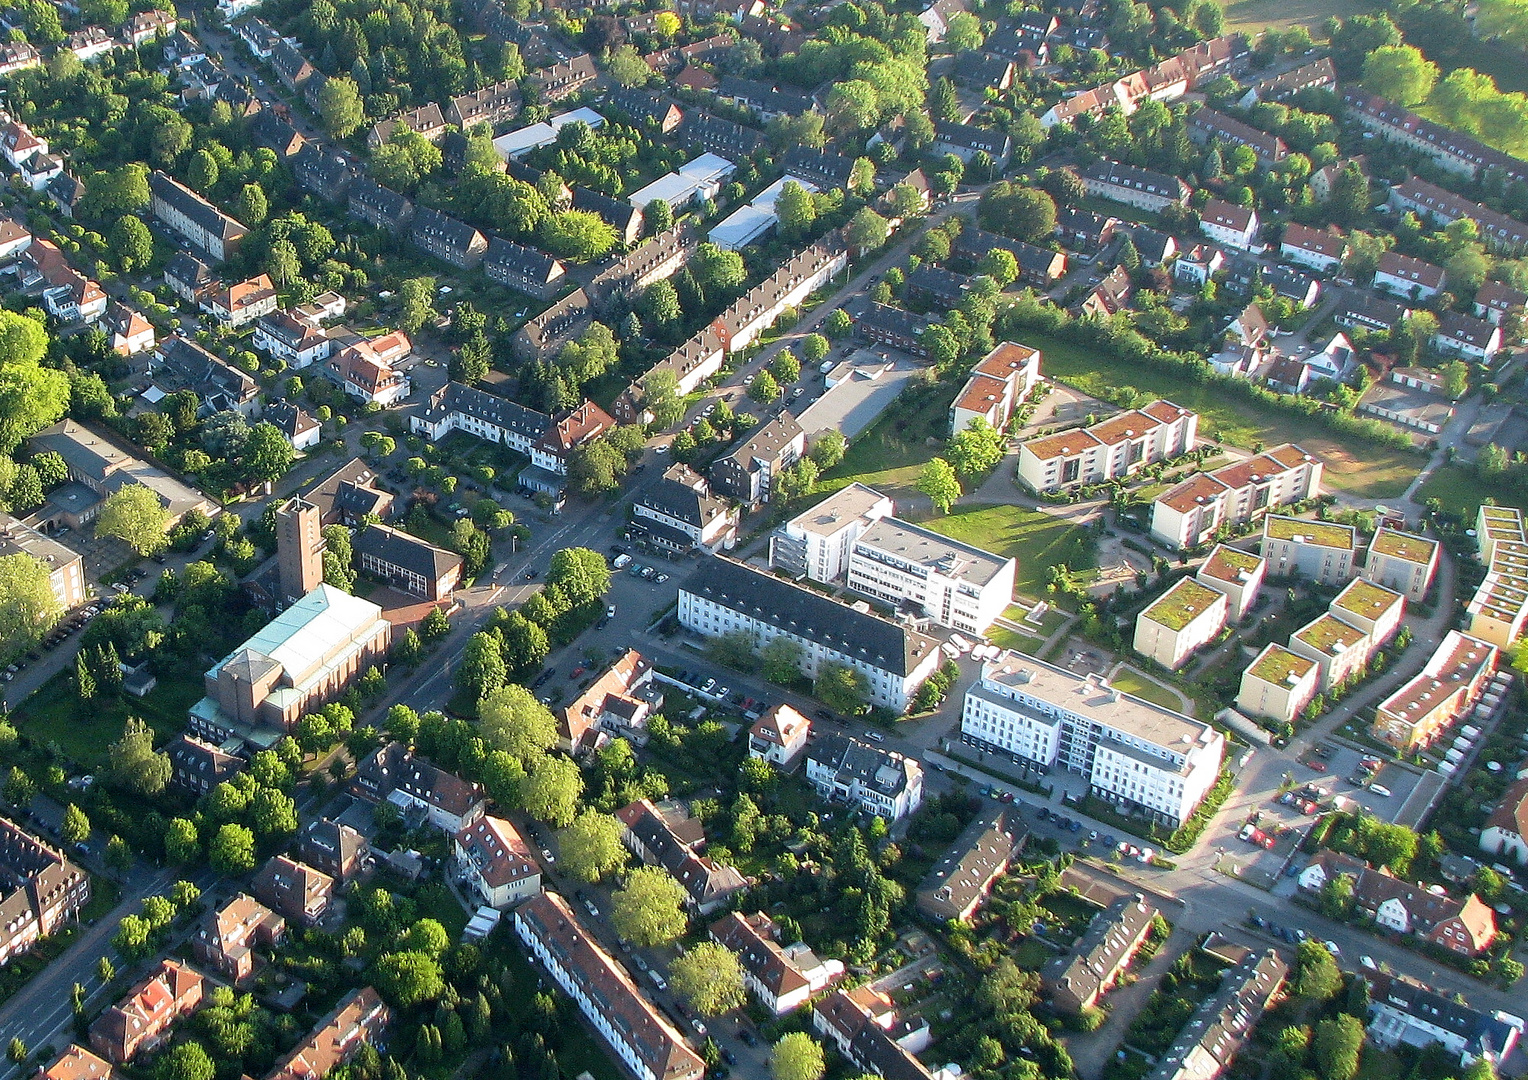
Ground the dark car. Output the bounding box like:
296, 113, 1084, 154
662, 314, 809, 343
721, 1049, 737, 1066
738, 1030, 758, 1048
814, 709, 833, 722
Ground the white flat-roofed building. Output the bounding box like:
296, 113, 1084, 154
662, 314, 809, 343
1331, 578, 1406, 646
1288, 613, 1372, 691
708, 174, 817, 251
1260, 514, 1357, 586
1195, 545, 1265, 621
770, 482, 893, 583
1150, 444, 1323, 550
846, 517, 1016, 636
1237, 644, 1319, 725
1133, 577, 1228, 670
491, 107, 605, 159
1017, 401, 1197, 492
1364, 527, 1439, 602
960, 654, 1225, 827
629, 153, 736, 212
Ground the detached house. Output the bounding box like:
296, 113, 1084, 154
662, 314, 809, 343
748, 704, 811, 767
89, 960, 205, 1064
252, 855, 334, 926
298, 818, 369, 882
1481, 777, 1528, 866
931, 121, 1012, 170
1375, 251, 1445, 300
453, 815, 541, 909
1434, 311, 1502, 363
105, 302, 155, 357
202, 274, 277, 328
1200, 198, 1259, 250
632, 464, 738, 552
1353, 869, 1498, 955
805, 733, 924, 821
353, 742, 486, 833
710, 911, 845, 1015
1280, 223, 1346, 273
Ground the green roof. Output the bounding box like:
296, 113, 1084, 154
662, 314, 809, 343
1293, 614, 1366, 655
1248, 644, 1317, 686
1369, 528, 1436, 564
1143, 579, 1225, 631
1263, 514, 1355, 550
1332, 579, 1402, 619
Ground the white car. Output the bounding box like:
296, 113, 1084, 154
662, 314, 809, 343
1360, 955, 1377, 970
1323, 940, 1341, 957
1369, 784, 1392, 798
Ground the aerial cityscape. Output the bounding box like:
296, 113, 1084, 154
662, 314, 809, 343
0, 1, 1523, 1080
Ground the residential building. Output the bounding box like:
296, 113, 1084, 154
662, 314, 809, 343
353, 523, 462, 600
410, 381, 551, 452
770, 482, 894, 583
1147, 951, 1288, 1080
1364, 972, 1523, 1066
1174, 242, 1227, 287
558, 649, 661, 752
0, 214, 30, 262
252, 855, 334, 926
454, 816, 541, 909
1375, 251, 1446, 300
1076, 160, 1190, 211
1467, 505, 1528, 648
1237, 644, 1320, 725
347, 178, 414, 233
65, 27, 118, 61
528, 54, 598, 101
748, 704, 811, 767
1298, 848, 1371, 893
1195, 545, 1265, 621
616, 799, 747, 913
1363, 527, 1439, 602
367, 104, 449, 149
962, 655, 1225, 826
105, 302, 154, 357
123, 10, 176, 44
149, 170, 246, 261
632, 464, 738, 552
1076, 265, 1134, 318
915, 807, 1028, 923
0, 43, 40, 76
931, 120, 1012, 169
1134, 577, 1229, 670
680, 111, 765, 160
326, 335, 411, 406
709, 235, 847, 353
1334, 290, 1411, 333
1054, 207, 1118, 253
293, 146, 354, 203
28, 420, 216, 531
1187, 107, 1287, 164
447, 80, 522, 129
515, 894, 704, 1080
22, 240, 107, 324
37, 1047, 113, 1080
201, 274, 277, 328
1331, 578, 1406, 646
298, 819, 368, 882
1288, 613, 1373, 692
608, 88, 683, 132
189, 585, 391, 749
0, 512, 85, 611
1351, 870, 1498, 954
253, 311, 333, 370
679, 556, 942, 712
1473, 281, 1526, 326
813, 987, 953, 1080
529, 400, 616, 482
1280, 223, 1346, 273
165, 733, 243, 797
845, 516, 1017, 636
0, 818, 89, 969
715, 76, 815, 121
1200, 199, 1259, 250
477, 238, 565, 299
249, 110, 304, 158
411, 207, 489, 270
950, 342, 1041, 436
1043, 895, 1158, 1014
1150, 443, 1324, 550
1342, 87, 1528, 186
265, 989, 391, 1080
89, 961, 204, 1064
163, 252, 216, 303
1240, 57, 1335, 104
711, 911, 845, 1015
587, 224, 697, 311
152, 337, 260, 418
781, 146, 856, 190
1481, 777, 1528, 866
710, 413, 805, 505
1434, 310, 1502, 363
1018, 401, 1198, 493
1260, 514, 1357, 585
352, 742, 486, 833
856, 303, 934, 354
905, 265, 971, 310
1372, 631, 1497, 752
805, 733, 924, 821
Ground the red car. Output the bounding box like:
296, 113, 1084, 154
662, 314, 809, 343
1307, 761, 1326, 772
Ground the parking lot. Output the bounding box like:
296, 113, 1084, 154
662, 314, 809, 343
1295, 738, 1427, 822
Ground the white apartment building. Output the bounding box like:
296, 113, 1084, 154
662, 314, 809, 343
1469, 506, 1528, 648
1261, 514, 1357, 586
253, 311, 334, 369
1133, 577, 1228, 670
1151, 444, 1324, 550
679, 557, 942, 712
1195, 544, 1265, 621
1364, 527, 1440, 603
846, 517, 1016, 636
1330, 578, 1406, 644
770, 483, 894, 583
950, 341, 1042, 435
1200, 199, 1259, 250
1236, 644, 1320, 725
805, 733, 924, 821
1017, 401, 1197, 493
1288, 613, 1372, 691
960, 654, 1225, 827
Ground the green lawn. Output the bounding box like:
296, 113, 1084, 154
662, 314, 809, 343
1025, 333, 1422, 499
818, 381, 958, 503
918, 503, 1095, 601
1107, 666, 1190, 712
15, 669, 204, 766
990, 626, 1045, 654
1415, 464, 1527, 519
1226, 0, 1379, 32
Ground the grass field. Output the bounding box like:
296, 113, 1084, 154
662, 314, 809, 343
818, 382, 957, 503
920, 503, 1096, 600
16, 668, 204, 766
1025, 333, 1422, 499
1108, 666, 1190, 712
1415, 464, 1528, 519
1225, 0, 1377, 32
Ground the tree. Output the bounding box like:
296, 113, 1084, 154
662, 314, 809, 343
823, 309, 853, 339
374, 950, 445, 1007
558, 809, 626, 883
641, 279, 681, 331
188, 149, 219, 194
243, 423, 295, 485
267, 239, 301, 288
770, 1033, 826, 1080
645, 198, 674, 235
849, 157, 877, 198
1294, 940, 1343, 1001
810, 429, 846, 469
772, 351, 801, 385
76, 652, 95, 701
108, 717, 170, 796
749, 370, 781, 403
539, 211, 618, 263
479, 684, 558, 761
166, 817, 200, 864
156, 1043, 214, 1080
816, 662, 870, 715
0, 553, 61, 657
236, 184, 268, 226
797, 333, 829, 366
1314, 1015, 1364, 1080
610, 865, 688, 946
845, 207, 891, 253
319, 76, 366, 138
252, 788, 298, 837
945, 10, 984, 51
457, 631, 507, 701
96, 484, 170, 556
0, 313, 68, 455
398, 278, 437, 335
1443, 359, 1469, 400
1361, 45, 1439, 106
521, 755, 582, 826
946, 418, 1006, 477
607, 44, 650, 87
775, 181, 817, 241
109, 215, 153, 273
773, 459, 819, 503
979, 183, 1058, 244
61, 804, 90, 845
670, 942, 746, 1015
209, 823, 255, 875
917, 457, 962, 513
760, 636, 805, 683
977, 248, 1019, 287
6, 1040, 24, 1067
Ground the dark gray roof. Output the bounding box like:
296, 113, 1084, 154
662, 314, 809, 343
249, 109, 304, 154
1364, 972, 1520, 1059
411, 206, 484, 254
425, 381, 550, 440
858, 302, 934, 340
165, 252, 215, 290
934, 119, 1011, 155
782, 145, 856, 187
807, 733, 921, 799
905, 264, 971, 304
150, 170, 247, 243
681, 557, 938, 676
348, 178, 414, 226
1147, 951, 1288, 1080
608, 88, 681, 126
1044, 894, 1159, 1008
916, 807, 1027, 921
639, 464, 732, 530
354, 523, 462, 582
717, 76, 814, 115
263, 400, 319, 440
571, 186, 641, 231
294, 145, 354, 197
1078, 159, 1188, 201
484, 237, 562, 285
680, 111, 765, 157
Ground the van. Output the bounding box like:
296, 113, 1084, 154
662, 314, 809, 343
648, 970, 667, 992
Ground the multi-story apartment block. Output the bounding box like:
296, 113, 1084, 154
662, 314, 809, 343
1043, 894, 1158, 1014
805, 734, 925, 821
1474, 281, 1527, 326
252, 855, 334, 926
616, 798, 746, 913
1195, 544, 1265, 621
1200, 198, 1259, 250
679, 557, 942, 712
1364, 527, 1439, 602
1364, 972, 1523, 1067
1133, 577, 1228, 670
1372, 631, 1497, 751
1018, 401, 1197, 492
1187, 107, 1287, 164
1288, 613, 1373, 692
0, 513, 85, 610
949, 342, 1041, 436
515, 894, 704, 1080
632, 464, 738, 552
165, 733, 243, 797
961, 655, 1225, 826
1375, 250, 1446, 300
1237, 644, 1320, 725
813, 986, 955, 1080
1147, 951, 1288, 1080
1260, 514, 1357, 586
1075, 160, 1191, 211
770, 483, 894, 584
1468, 505, 1528, 648
0, 818, 89, 969
1151, 444, 1324, 549
149, 171, 246, 261
915, 807, 1028, 923
454, 815, 541, 909
1341, 86, 1528, 185
411, 207, 489, 270
89, 961, 205, 1063
1331, 578, 1406, 645
709, 413, 805, 506
447, 80, 522, 129
710, 911, 845, 1015
845, 517, 1016, 636
710, 236, 848, 354
410, 381, 551, 451
298, 818, 368, 882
